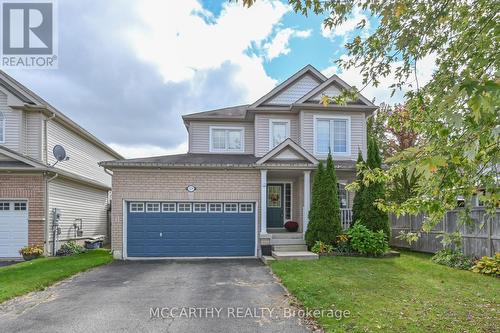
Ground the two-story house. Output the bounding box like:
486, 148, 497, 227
100, 65, 377, 259
0, 70, 122, 258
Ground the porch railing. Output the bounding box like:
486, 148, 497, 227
340, 208, 352, 230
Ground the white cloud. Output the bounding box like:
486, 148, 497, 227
321, 7, 370, 41
322, 53, 437, 105
109, 142, 188, 159
127, 0, 290, 101
263, 28, 312, 60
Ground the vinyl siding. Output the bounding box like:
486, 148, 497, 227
254, 114, 299, 157
46, 120, 114, 186
308, 85, 342, 101
24, 112, 42, 160
300, 110, 366, 160
188, 121, 254, 154
48, 177, 109, 242
0, 91, 21, 151
266, 74, 320, 104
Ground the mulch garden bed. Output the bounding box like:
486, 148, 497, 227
319, 250, 400, 258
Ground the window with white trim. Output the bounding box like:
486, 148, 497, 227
270, 120, 290, 149
146, 202, 160, 212
239, 203, 253, 213
162, 202, 176, 212
14, 202, 27, 211
0, 202, 10, 210
337, 183, 348, 208
178, 203, 192, 212
209, 203, 223, 213
0, 111, 5, 143
315, 118, 349, 154
130, 202, 144, 212
224, 203, 238, 213
193, 203, 207, 213
210, 127, 244, 152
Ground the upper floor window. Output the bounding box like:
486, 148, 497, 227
0, 111, 5, 143
269, 120, 290, 149
209, 127, 244, 153
314, 116, 350, 155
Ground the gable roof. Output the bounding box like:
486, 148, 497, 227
0, 70, 123, 159
296, 74, 375, 106
0, 146, 46, 169
249, 65, 326, 108
256, 138, 318, 165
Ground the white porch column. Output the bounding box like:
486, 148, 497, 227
260, 169, 268, 235
303, 170, 311, 238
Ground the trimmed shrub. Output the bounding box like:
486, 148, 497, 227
471, 253, 500, 277
358, 137, 391, 237
431, 249, 474, 270
351, 151, 365, 227
56, 241, 86, 256
347, 224, 389, 256
305, 152, 343, 247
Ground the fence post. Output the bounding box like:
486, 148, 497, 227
487, 215, 492, 257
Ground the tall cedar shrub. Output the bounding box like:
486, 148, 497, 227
305, 152, 343, 247
359, 137, 390, 237
351, 150, 365, 226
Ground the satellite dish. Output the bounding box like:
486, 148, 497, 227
51, 145, 69, 166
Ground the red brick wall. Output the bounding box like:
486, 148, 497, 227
0, 174, 45, 245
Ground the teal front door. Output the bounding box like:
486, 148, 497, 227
267, 184, 284, 228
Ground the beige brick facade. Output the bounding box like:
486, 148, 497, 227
0, 173, 45, 245
110, 169, 260, 256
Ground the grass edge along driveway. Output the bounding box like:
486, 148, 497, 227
0, 249, 112, 303
270, 251, 499, 333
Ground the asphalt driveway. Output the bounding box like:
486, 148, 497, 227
0, 259, 310, 333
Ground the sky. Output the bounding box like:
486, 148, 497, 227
4, 0, 435, 158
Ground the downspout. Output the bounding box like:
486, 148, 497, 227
43, 111, 56, 255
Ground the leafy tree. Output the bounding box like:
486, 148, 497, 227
306, 153, 343, 246
243, 0, 499, 238
351, 150, 365, 226
359, 137, 391, 237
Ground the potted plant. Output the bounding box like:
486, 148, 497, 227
284, 220, 299, 232
19, 245, 44, 261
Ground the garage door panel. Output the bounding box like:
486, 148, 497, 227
127, 202, 255, 257
0, 201, 28, 258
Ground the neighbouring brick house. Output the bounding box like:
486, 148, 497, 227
0, 70, 122, 258
101, 65, 377, 259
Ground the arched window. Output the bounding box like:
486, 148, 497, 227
0, 111, 5, 143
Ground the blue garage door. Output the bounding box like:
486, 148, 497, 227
127, 202, 255, 257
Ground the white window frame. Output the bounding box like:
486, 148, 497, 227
239, 203, 253, 213
130, 202, 144, 212
0, 202, 10, 210
0, 111, 5, 144
209, 203, 223, 213
269, 119, 291, 150
146, 202, 160, 213
177, 203, 192, 213
193, 202, 207, 213
209, 126, 245, 153
313, 115, 351, 157
224, 203, 238, 213
162, 202, 176, 212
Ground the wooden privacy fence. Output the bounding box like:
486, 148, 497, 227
390, 208, 500, 257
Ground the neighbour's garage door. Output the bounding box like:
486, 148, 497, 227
126, 202, 255, 257
0, 201, 28, 258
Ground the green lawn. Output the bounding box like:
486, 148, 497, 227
270, 251, 499, 333
0, 249, 113, 303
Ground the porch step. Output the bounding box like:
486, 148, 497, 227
271, 251, 319, 261
270, 238, 306, 245
272, 244, 308, 252
270, 233, 304, 239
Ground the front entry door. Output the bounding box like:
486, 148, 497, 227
267, 184, 284, 228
